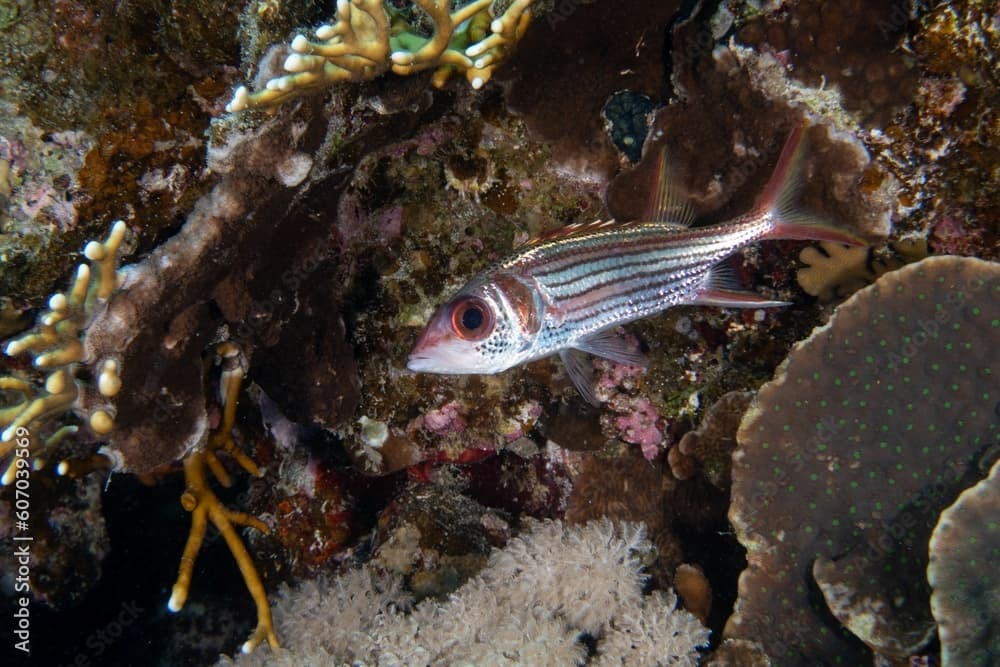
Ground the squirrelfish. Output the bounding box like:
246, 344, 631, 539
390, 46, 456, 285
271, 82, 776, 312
407, 123, 864, 403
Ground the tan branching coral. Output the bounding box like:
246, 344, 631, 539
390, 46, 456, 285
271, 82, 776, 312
168, 342, 278, 654
0, 221, 127, 483
797, 238, 928, 301
226, 0, 534, 112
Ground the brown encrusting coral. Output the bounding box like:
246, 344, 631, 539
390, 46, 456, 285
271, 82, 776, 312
929, 456, 1000, 666
729, 256, 1000, 663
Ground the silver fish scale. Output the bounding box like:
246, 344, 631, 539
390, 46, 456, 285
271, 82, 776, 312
499, 217, 773, 360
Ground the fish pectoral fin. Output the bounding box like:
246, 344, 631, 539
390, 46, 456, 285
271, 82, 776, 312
692, 288, 791, 308
574, 329, 649, 368
560, 349, 600, 406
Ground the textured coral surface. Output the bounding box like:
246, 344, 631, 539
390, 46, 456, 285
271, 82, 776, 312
929, 456, 1000, 666
730, 257, 1000, 663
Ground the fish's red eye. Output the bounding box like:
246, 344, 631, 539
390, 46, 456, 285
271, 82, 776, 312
450, 297, 494, 341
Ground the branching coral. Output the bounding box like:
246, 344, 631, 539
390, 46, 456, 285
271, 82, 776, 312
728, 256, 1000, 663
0, 221, 127, 483
168, 342, 278, 654
227, 0, 534, 112
797, 238, 928, 301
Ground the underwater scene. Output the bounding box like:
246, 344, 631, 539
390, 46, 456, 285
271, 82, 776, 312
1, 0, 998, 665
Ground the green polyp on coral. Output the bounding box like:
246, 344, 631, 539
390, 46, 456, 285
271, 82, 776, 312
929, 456, 1000, 667
0, 221, 127, 484
728, 256, 1000, 663
226, 0, 534, 112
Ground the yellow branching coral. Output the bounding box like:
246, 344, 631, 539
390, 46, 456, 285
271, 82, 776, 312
227, 0, 533, 112
0, 221, 127, 483
168, 342, 278, 654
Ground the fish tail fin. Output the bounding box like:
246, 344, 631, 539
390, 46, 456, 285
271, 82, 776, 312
756, 121, 868, 247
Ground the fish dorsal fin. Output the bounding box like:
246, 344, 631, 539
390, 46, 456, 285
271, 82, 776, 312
645, 146, 696, 226
518, 219, 620, 247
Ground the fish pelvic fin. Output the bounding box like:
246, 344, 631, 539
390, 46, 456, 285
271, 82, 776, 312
560, 349, 599, 406
755, 120, 868, 248
574, 329, 648, 368
560, 331, 648, 405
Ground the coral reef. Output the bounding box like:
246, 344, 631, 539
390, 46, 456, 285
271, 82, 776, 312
498, 0, 681, 176
0, 471, 108, 607
728, 256, 1000, 663
0, 0, 243, 302
227, 0, 535, 112
370, 480, 509, 600
219, 519, 710, 665
734, 1, 918, 127
2, 0, 998, 662
669, 390, 752, 490
928, 456, 1000, 667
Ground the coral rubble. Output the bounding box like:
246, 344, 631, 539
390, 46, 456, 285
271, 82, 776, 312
729, 256, 1000, 663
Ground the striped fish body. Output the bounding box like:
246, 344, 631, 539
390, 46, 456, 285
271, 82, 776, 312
493, 215, 777, 363
407, 122, 864, 401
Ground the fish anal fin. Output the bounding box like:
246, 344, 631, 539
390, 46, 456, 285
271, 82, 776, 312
559, 349, 600, 406
573, 329, 648, 368
692, 289, 791, 308
693, 265, 790, 308
645, 146, 696, 226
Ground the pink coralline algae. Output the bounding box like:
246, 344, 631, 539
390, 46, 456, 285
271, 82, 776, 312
418, 400, 466, 436
930, 211, 988, 257
611, 397, 665, 461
